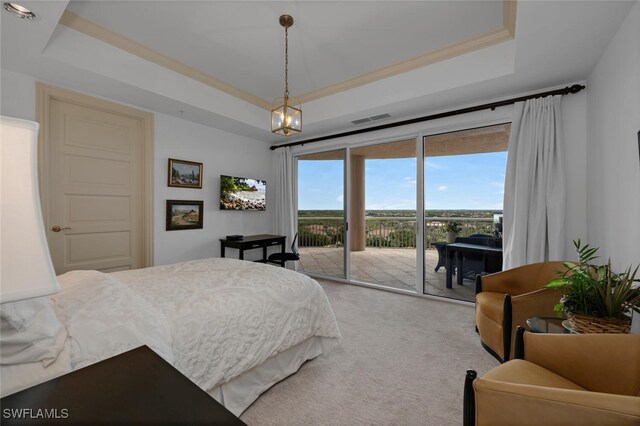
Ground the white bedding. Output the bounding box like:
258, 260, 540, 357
53, 258, 341, 398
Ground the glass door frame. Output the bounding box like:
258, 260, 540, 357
293, 134, 425, 293
420, 118, 512, 299
294, 147, 350, 281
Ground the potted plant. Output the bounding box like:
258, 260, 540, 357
545, 240, 640, 333
444, 221, 463, 244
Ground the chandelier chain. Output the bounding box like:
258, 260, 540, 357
284, 25, 289, 100
272, 14, 300, 136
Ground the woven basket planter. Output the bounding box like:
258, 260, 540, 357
568, 314, 631, 334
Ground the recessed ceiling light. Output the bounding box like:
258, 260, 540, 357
3, 2, 38, 20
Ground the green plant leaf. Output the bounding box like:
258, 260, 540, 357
560, 241, 640, 319
545, 278, 567, 289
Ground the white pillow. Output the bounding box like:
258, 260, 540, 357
53, 270, 174, 369
0, 296, 67, 367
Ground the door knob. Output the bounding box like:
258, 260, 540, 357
51, 225, 71, 232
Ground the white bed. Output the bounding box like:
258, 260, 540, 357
0, 258, 341, 416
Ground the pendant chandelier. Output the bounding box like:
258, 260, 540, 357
271, 14, 301, 136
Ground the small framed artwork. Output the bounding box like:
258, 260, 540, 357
166, 200, 204, 231
168, 158, 203, 189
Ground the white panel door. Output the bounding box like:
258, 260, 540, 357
46, 98, 144, 273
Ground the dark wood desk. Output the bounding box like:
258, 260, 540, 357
0, 346, 245, 425
445, 243, 503, 288
220, 234, 285, 264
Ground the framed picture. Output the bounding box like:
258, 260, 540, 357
166, 200, 204, 231
168, 158, 203, 188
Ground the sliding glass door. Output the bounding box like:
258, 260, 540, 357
349, 140, 417, 292
423, 124, 509, 301
293, 123, 509, 302
296, 149, 346, 279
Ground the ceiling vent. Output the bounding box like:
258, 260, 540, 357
350, 113, 391, 125
370, 113, 391, 121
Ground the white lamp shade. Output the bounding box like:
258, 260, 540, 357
1, 116, 60, 303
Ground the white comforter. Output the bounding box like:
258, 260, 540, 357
54, 258, 341, 392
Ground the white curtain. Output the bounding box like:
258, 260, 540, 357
503, 95, 566, 270
274, 146, 296, 269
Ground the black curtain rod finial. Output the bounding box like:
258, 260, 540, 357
567, 84, 586, 94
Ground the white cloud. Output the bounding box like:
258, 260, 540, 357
436, 185, 448, 192
403, 176, 417, 185
336, 195, 344, 203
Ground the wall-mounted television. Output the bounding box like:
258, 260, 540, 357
220, 175, 266, 211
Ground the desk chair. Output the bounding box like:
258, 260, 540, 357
268, 233, 300, 267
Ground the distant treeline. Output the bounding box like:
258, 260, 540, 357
298, 210, 502, 218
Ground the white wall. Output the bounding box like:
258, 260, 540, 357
1, 69, 277, 266
154, 113, 275, 265
561, 90, 588, 259
586, 3, 640, 269
0, 69, 36, 120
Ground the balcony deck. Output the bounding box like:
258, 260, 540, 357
299, 247, 475, 302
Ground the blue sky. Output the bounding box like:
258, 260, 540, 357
298, 152, 507, 210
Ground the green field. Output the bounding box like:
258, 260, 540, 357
298, 210, 501, 218
297, 210, 501, 248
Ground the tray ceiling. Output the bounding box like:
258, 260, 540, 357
63, 1, 509, 108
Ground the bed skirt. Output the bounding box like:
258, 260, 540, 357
207, 336, 337, 416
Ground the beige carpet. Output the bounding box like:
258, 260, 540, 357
240, 280, 498, 425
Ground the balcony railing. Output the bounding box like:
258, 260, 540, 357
298, 217, 497, 248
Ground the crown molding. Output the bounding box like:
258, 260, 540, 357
298, 28, 513, 104
59, 11, 272, 110
504, 0, 517, 36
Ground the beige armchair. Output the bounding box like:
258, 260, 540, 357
464, 330, 640, 426
475, 261, 564, 362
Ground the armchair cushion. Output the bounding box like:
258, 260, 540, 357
479, 261, 564, 295
475, 292, 504, 323
523, 332, 640, 396
473, 379, 640, 426
482, 359, 585, 391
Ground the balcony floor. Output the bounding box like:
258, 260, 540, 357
299, 247, 475, 302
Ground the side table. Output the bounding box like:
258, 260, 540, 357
1, 346, 246, 425
527, 316, 572, 334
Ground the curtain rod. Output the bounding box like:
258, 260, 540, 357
269, 84, 585, 151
